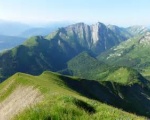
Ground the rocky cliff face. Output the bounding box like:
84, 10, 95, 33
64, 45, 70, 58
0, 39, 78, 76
91, 22, 100, 44
53, 22, 126, 55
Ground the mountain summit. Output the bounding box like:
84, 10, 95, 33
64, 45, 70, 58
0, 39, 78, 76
50, 22, 128, 55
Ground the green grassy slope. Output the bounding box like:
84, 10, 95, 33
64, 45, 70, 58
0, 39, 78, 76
101, 67, 149, 85
0, 71, 148, 119
98, 32, 150, 76
64, 52, 148, 86
62, 51, 108, 80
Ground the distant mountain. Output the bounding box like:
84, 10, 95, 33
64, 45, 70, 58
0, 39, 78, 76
107, 25, 132, 40
0, 21, 30, 36
20, 27, 56, 38
126, 25, 150, 36
0, 20, 71, 37
0, 35, 25, 51
19, 22, 72, 37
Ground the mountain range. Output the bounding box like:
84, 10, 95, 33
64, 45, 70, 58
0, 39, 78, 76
0, 20, 30, 36
0, 22, 149, 81
0, 20, 72, 52
0, 20, 71, 37
0, 35, 25, 51
0, 21, 150, 119
0, 22, 128, 80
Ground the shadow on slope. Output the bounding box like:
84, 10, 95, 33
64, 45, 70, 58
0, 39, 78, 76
51, 72, 150, 118
1, 71, 145, 120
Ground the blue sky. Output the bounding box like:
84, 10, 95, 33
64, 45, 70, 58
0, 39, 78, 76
0, 0, 149, 26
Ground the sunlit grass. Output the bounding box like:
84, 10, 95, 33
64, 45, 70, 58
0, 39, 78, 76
0, 71, 146, 120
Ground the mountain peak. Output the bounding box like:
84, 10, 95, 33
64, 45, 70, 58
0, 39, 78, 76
67, 22, 87, 28
95, 22, 105, 26
91, 22, 106, 30
107, 24, 121, 31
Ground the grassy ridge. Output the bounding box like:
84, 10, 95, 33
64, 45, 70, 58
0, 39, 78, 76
0, 71, 145, 120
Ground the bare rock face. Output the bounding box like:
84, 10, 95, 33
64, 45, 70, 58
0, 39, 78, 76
55, 22, 123, 55
91, 22, 100, 44
65, 22, 92, 49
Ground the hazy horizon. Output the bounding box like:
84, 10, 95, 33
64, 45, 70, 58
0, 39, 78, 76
0, 0, 150, 27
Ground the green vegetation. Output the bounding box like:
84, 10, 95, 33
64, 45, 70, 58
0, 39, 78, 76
106, 67, 134, 84
0, 22, 149, 82
65, 52, 148, 87
0, 71, 146, 119
0, 35, 80, 81
0, 22, 150, 119
98, 33, 150, 78
64, 51, 108, 80
103, 67, 148, 85
0, 22, 134, 81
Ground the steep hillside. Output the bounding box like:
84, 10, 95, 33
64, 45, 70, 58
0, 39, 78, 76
98, 32, 150, 75
0, 71, 147, 119
0, 35, 83, 81
108, 25, 132, 40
